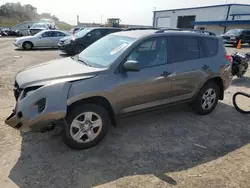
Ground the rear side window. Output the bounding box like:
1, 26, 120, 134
168, 36, 200, 63
200, 38, 218, 57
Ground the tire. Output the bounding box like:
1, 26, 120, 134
73, 45, 84, 54
22, 41, 33, 50
63, 104, 110, 150
192, 82, 220, 115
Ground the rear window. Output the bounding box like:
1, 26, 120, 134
168, 36, 200, 63
200, 38, 218, 57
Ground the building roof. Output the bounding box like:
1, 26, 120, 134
154, 3, 250, 13
192, 20, 250, 26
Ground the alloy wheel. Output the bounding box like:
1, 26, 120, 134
201, 88, 216, 110
70, 112, 103, 143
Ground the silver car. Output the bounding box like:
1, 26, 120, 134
13, 30, 70, 50
6, 30, 233, 150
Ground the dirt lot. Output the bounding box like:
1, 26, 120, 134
0, 37, 250, 188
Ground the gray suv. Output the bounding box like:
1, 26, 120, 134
5, 29, 233, 149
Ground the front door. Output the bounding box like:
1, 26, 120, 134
85, 29, 102, 47
50, 31, 66, 47
242, 30, 250, 43
36, 31, 52, 47
117, 37, 173, 114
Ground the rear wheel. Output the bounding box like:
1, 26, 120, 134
63, 104, 110, 150
192, 82, 219, 115
23, 41, 33, 50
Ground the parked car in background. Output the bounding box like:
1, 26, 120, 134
221, 29, 250, 46
0, 28, 22, 37
6, 29, 233, 149
13, 30, 70, 50
39, 18, 57, 29
28, 23, 51, 36
70, 27, 85, 34
58, 27, 122, 55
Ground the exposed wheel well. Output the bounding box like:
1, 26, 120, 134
67, 96, 116, 126
203, 77, 224, 100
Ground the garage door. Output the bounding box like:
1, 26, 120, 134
156, 17, 171, 28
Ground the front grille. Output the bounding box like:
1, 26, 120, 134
37, 98, 46, 113
222, 36, 230, 40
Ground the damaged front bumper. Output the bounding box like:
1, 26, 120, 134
5, 82, 71, 132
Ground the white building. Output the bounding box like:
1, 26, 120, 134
153, 3, 250, 35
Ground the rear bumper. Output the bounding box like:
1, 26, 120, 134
221, 65, 233, 91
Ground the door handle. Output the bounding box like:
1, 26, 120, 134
161, 71, 171, 77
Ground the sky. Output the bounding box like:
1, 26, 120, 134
1, 0, 250, 25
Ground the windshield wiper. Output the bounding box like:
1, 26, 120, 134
72, 55, 91, 67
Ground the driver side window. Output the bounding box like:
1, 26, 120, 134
127, 38, 167, 69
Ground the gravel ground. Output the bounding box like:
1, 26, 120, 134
0, 37, 250, 188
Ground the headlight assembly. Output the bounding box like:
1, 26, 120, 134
22, 86, 42, 99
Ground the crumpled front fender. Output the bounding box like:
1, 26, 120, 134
5, 82, 71, 132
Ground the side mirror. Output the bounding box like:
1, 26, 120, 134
124, 60, 140, 72
87, 33, 91, 37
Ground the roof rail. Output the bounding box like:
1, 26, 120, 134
155, 28, 216, 36
123, 27, 159, 31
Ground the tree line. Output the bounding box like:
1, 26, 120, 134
0, 2, 59, 22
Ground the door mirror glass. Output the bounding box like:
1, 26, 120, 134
124, 60, 140, 71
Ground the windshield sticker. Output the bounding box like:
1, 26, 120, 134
110, 43, 128, 55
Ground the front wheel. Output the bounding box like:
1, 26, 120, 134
192, 82, 219, 115
22, 41, 33, 50
63, 104, 110, 150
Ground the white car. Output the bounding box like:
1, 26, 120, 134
14, 30, 70, 50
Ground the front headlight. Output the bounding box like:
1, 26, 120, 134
22, 86, 42, 99
230, 37, 236, 40
64, 39, 73, 45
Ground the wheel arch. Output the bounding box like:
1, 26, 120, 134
67, 96, 116, 126
22, 41, 34, 48
200, 77, 224, 100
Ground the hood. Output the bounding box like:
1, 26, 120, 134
29, 27, 46, 30
60, 35, 73, 42
16, 57, 104, 88
221, 33, 240, 37
16, 36, 35, 41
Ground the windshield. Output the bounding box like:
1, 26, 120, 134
74, 28, 91, 38
225, 29, 243, 35
78, 35, 136, 68
32, 23, 47, 28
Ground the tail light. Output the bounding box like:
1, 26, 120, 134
225, 54, 233, 64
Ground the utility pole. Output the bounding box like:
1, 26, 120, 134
77, 15, 79, 26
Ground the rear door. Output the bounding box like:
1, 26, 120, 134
50, 31, 67, 47
166, 35, 208, 103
